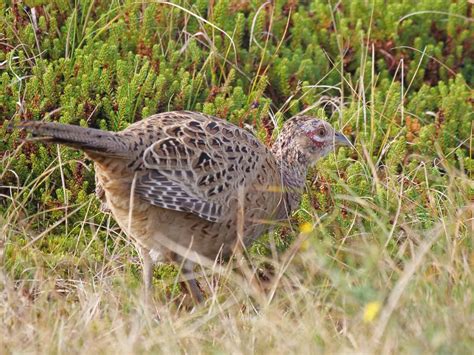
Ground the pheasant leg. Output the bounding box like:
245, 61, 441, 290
140, 246, 154, 293
182, 261, 204, 304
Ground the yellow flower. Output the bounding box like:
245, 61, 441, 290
299, 222, 313, 234
363, 301, 382, 323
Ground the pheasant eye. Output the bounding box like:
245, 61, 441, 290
317, 128, 326, 137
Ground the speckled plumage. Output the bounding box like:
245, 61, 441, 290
18, 111, 350, 301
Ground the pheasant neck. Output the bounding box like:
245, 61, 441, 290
271, 142, 311, 217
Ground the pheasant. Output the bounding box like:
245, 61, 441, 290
15, 111, 350, 301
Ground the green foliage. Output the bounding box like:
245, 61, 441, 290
0, 0, 471, 258
0, 3, 473, 351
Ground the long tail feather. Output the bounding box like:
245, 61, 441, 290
14, 121, 128, 156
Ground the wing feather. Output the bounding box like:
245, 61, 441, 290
132, 112, 268, 222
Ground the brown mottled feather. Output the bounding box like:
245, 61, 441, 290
16, 110, 349, 300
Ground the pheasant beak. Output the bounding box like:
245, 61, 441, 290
334, 131, 352, 147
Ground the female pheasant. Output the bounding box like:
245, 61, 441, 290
16, 111, 350, 301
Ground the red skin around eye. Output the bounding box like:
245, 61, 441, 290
305, 131, 325, 148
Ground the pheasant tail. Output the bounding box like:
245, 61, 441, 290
15, 121, 128, 157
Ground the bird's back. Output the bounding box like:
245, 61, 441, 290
92, 111, 285, 260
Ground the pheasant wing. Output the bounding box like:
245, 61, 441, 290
135, 170, 224, 222
134, 112, 266, 223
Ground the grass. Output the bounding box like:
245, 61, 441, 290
1, 167, 472, 353
1, 0, 473, 353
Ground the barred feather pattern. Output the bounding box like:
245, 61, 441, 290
18, 110, 344, 275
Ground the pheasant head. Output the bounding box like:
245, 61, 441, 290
271, 115, 351, 213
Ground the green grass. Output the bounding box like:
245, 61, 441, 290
1, 0, 473, 353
